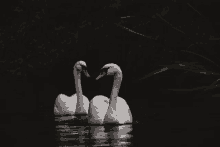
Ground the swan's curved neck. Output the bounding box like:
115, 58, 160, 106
74, 69, 83, 103
109, 72, 122, 110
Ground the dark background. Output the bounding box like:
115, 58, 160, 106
1, 0, 220, 146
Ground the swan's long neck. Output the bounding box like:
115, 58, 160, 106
74, 69, 84, 105
109, 71, 122, 110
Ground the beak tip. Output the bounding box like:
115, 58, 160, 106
96, 75, 103, 80
84, 70, 90, 77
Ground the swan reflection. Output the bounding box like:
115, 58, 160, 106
90, 124, 132, 146
56, 122, 90, 146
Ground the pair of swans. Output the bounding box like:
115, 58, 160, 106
54, 61, 132, 125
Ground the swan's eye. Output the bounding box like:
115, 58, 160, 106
80, 65, 87, 70
100, 67, 109, 75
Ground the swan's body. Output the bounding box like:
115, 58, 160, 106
54, 61, 90, 122
54, 94, 90, 121
89, 95, 132, 124
88, 63, 132, 124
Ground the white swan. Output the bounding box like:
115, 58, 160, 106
88, 63, 132, 124
54, 61, 90, 122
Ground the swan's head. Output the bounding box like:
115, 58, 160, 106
96, 63, 122, 80
74, 61, 90, 77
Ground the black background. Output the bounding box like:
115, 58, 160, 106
1, 0, 220, 146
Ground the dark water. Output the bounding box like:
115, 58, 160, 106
55, 116, 133, 147
3, 97, 219, 147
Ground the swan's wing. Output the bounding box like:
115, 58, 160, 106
89, 95, 109, 124
117, 97, 133, 124
54, 94, 63, 115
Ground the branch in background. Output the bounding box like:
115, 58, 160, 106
134, 48, 220, 82
186, 3, 202, 16
195, 78, 220, 95
155, 13, 186, 35
134, 61, 220, 99
167, 85, 217, 92
153, 5, 217, 59
118, 5, 219, 77
180, 50, 220, 70
167, 77, 220, 92
161, 62, 220, 76
134, 60, 220, 82
171, 1, 203, 16
114, 22, 159, 41
193, 83, 220, 99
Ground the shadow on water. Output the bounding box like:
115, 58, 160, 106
55, 114, 89, 146
89, 124, 133, 147
55, 115, 133, 147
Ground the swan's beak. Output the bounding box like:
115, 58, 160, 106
83, 70, 90, 77
96, 73, 105, 80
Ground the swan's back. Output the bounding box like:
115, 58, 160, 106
54, 94, 89, 121
88, 95, 109, 124
104, 97, 132, 124
89, 95, 132, 124
54, 94, 77, 115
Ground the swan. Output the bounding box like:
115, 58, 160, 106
88, 63, 132, 125
54, 61, 90, 122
